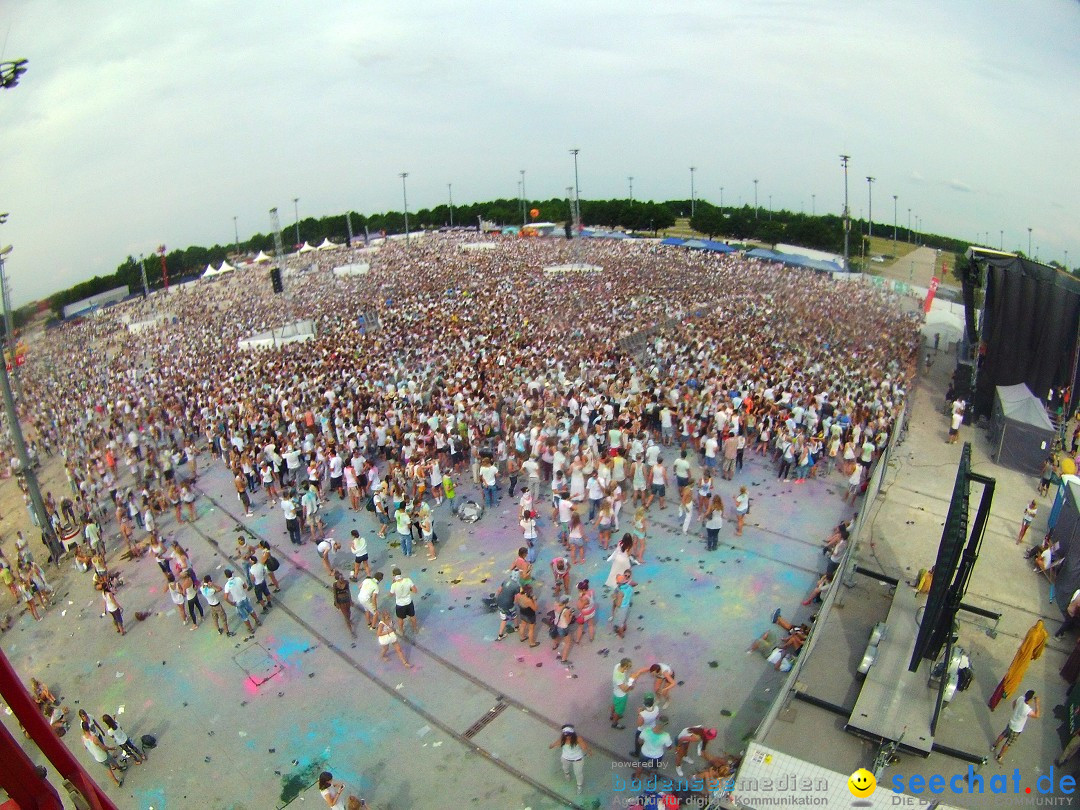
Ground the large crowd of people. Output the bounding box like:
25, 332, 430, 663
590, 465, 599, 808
5, 232, 919, 805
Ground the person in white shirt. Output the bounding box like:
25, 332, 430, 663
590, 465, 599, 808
991, 690, 1040, 763
633, 715, 672, 778
357, 571, 383, 629
349, 529, 371, 580
222, 568, 261, 634
389, 567, 418, 635
200, 574, 233, 636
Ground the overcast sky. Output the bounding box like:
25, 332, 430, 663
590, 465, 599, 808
0, 0, 1077, 305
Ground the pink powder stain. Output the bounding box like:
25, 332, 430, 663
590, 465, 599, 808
242, 678, 260, 695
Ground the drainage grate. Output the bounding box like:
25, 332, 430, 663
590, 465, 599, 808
463, 701, 507, 739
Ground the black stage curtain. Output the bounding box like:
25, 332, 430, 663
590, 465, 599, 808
974, 257, 1080, 419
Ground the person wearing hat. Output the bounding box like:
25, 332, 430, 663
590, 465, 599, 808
549, 724, 590, 795
675, 725, 718, 776
632, 693, 660, 758
633, 714, 672, 779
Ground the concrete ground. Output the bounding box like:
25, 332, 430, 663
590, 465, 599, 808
760, 338, 1080, 806
0, 404, 853, 807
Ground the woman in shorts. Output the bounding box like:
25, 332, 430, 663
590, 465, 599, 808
376, 609, 411, 668
515, 584, 540, 647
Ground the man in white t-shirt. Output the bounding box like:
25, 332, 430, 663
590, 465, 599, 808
357, 571, 383, 629
991, 690, 1040, 763
633, 715, 672, 778
389, 567, 419, 635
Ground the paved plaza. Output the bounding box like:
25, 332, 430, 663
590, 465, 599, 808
0, 419, 852, 808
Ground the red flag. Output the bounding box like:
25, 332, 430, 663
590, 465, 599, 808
923, 276, 940, 314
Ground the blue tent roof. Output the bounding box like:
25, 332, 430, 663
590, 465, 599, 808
660, 237, 736, 253
746, 248, 842, 273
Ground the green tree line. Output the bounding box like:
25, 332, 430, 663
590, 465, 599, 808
45, 195, 1001, 315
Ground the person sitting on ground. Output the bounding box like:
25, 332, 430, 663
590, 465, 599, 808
802, 572, 834, 605
30, 678, 58, 714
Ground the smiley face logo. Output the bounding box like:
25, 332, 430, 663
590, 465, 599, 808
848, 768, 877, 798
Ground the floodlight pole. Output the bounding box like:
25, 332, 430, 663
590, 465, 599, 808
400, 173, 410, 246
628, 176, 633, 204
293, 197, 300, 246
448, 183, 454, 227
570, 149, 581, 233
0, 249, 50, 545
908, 208, 912, 243
690, 167, 696, 218
753, 179, 759, 219
892, 195, 898, 252
811, 193, 816, 216
720, 186, 724, 214
840, 155, 851, 271
866, 176, 875, 237
233, 215, 240, 255
1028, 227, 1032, 257
520, 169, 527, 227
0, 249, 23, 399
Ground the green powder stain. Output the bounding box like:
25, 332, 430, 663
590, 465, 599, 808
279, 758, 326, 804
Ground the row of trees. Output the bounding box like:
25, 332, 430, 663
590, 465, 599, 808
46, 195, 1023, 315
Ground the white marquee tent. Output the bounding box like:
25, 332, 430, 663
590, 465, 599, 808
253, 250, 272, 263
298, 242, 316, 254
316, 238, 341, 251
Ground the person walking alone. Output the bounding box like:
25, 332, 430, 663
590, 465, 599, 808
549, 725, 590, 795
991, 690, 1040, 763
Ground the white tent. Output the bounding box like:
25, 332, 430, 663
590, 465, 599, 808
218, 261, 236, 274
316, 238, 340, 251
253, 250, 272, 263
298, 242, 316, 253
201, 263, 218, 278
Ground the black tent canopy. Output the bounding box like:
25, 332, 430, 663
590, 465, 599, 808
971, 253, 1080, 419
989, 384, 1055, 475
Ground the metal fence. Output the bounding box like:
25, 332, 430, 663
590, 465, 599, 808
745, 399, 908, 742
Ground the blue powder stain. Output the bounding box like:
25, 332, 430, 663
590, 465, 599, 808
274, 636, 312, 665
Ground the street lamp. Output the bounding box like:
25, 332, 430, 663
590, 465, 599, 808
0, 245, 49, 538
400, 173, 410, 246
628, 176, 633, 204
768, 195, 772, 221
892, 195, 898, 252
840, 156, 851, 271
1028, 227, 1033, 257
720, 186, 724, 213
448, 183, 454, 227
1000, 230, 1003, 251
570, 149, 582, 234
907, 208, 912, 242
520, 169, 527, 227
812, 193, 816, 216
866, 177, 875, 237
753, 179, 759, 219
233, 215, 240, 255
690, 167, 696, 218
292, 197, 300, 246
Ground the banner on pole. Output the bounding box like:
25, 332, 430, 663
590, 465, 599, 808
924, 276, 940, 313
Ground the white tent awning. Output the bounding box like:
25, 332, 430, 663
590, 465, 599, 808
253, 250, 272, 263
316, 238, 340, 251
298, 242, 316, 253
